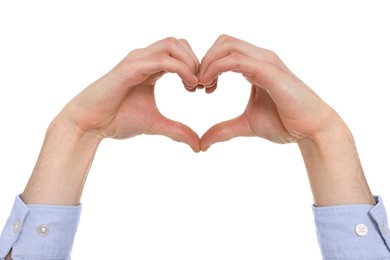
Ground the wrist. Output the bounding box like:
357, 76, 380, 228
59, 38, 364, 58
48, 115, 104, 144
297, 113, 375, 206
22, 117, 102, 205
297, 111, 351, 148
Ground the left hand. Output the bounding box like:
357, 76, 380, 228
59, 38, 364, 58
56, 37, 201, 152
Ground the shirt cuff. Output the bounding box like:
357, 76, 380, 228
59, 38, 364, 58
312, 196, 390, 259
0, 195, 82, 259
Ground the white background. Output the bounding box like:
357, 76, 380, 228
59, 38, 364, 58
1, 1, 390, 259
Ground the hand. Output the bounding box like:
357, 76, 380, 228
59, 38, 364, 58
58, 37, 201, 152
22, 37, 203, 207
198, 35, 337, 151
197, 35, 374, 206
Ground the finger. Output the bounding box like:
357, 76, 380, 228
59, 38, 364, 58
196, 84, 205, 90
204, 78, 218, 94
177, 39, 201, 91
123, 54, 199, 87
151, 114, 201, 153
199, 53, 280, 92
184, 83, 207, 92
205, 83, 217, 94
199, 34, 261, 78
144, 37, 199, 74
183, 83, 206, 92
178, 39, 200, 73
200, 114, 250, 152
182, 80, 197, 92
199, 53, 256, 87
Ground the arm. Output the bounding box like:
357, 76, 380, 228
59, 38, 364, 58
297, 119, 374, 206
0, 37, 200, 260
21, 120, 101, 206
197, 35, 390, 257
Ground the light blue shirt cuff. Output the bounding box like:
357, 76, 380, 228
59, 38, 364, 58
313, 196, 390, 259
0, 195, 81, 260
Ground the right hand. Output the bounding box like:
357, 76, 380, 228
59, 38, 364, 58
197, 35, 339, 151
56, 37, 201, 152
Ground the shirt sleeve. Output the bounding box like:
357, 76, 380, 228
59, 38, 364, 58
313, 196, 390, 259
0, 195, 82, 260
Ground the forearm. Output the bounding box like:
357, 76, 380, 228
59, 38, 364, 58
298, 113, 375, 207
21, 117, 102, 206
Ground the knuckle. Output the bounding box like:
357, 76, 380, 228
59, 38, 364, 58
163, 36, 178, 45
268, 50, 277, 58
218, 34, 237, 53
217, 34, 231, 42
178, 38, 189, 46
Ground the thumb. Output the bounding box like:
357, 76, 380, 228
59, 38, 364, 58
200, 114, 250, 152
151, 114, 201, 152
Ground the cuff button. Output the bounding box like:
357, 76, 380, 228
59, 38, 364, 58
37, 224, 49, 237
355, 224, 368, 237
13, 220, 21, 233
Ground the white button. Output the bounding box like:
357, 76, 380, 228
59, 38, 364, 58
13, 220, 21, 233
355, 224, 368, 237
37, 224, 49, 237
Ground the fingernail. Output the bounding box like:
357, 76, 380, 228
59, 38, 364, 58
204, 83, 213, 89
183, 79, 197, 88
204, 78, 217, 89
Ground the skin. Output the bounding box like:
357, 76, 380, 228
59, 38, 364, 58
196, 35, 375, 207
6, 35, 375, 259
21, 37, 201, 206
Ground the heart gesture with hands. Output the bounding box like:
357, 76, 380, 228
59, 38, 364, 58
60, 35, 338, 153
23, 34, 374, 209
56, 34, 373, 207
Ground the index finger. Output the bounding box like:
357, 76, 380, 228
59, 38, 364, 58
198, 35, 263, 81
